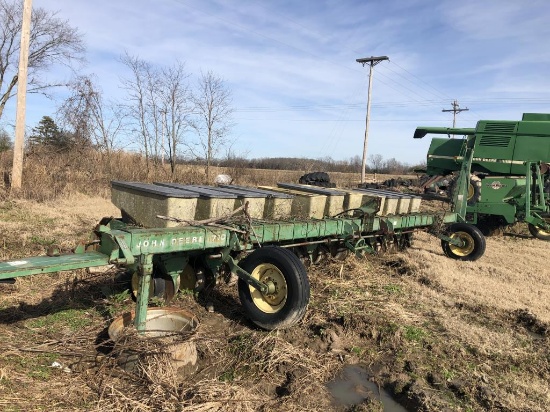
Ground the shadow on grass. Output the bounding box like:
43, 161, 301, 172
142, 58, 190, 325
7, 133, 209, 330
0, 268, 254, 354
0, 271, 126, 325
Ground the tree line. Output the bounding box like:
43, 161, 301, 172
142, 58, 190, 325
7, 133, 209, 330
178, 153, 422, 175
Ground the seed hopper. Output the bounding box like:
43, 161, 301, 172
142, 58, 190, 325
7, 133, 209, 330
0, 182, 486, 332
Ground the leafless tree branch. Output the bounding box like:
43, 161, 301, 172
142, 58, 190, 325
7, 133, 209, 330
0, 0, 85, 120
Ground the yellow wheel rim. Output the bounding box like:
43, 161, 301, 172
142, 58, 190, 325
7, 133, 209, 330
449, 231, 475, 257
249, 263, 287, 313
467, 183, 475, 201
536, 218, 550, 236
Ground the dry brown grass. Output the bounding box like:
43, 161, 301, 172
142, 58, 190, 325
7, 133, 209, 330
0, 148, 409, 202
403, 231, 550, 323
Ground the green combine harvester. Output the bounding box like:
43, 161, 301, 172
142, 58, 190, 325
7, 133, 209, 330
0, 181, 486, 333
414, 113, 550, 238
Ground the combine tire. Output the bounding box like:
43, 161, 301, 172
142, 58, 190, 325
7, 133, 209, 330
441, 223, 486, 261
298, 172, 331, 185
447, 175, 482, 205
468, 175, 482, 205
528, 217, 550, 241
238, 246, 310, 330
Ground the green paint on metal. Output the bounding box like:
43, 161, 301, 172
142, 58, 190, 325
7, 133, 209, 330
0, 251, 110, 279
135, 254, 153, 332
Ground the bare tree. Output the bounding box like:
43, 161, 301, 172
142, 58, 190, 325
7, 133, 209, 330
120, 53, 192, 177
190, 70, 233, 182
0, 127, 12, 152
119, 52, 159, 175
57, 75, 126, 172
368, 153, 384, 173
159, 61, 192, 176
385, 157, 410, 174
349, 155, 362, 169
0, 0, 85, 121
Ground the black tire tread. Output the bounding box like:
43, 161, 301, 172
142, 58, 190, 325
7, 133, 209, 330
298, 172, 331, 184
528, 222, 550, 241
238, 246, 310, 330
441, 223, 486, 261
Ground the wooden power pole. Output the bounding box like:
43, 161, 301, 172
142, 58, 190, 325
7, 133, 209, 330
442, 100, 469, 128
356, 56, 388, 184
11, 0, 33, 190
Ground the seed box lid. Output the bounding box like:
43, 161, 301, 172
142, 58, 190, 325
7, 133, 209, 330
154, 183, 238, 199
219, 184, 294, 199
111, 181, 200, 198
276, 182, 347, 196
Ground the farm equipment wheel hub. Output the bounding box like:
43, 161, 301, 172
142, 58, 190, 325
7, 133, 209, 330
448, 231, 475, 256
250, 263, 287, 313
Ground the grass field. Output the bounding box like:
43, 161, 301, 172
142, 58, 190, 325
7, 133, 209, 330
0, 163, 548, 411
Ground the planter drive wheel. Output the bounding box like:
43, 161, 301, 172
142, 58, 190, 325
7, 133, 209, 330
441, 223, 486, 261
528, 217, 550, 241
238, 246, 310, 330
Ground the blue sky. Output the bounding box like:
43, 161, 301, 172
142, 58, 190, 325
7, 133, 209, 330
4, 0, 550, 165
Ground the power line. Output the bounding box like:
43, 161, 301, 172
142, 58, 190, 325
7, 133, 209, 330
388, 61, 453, 101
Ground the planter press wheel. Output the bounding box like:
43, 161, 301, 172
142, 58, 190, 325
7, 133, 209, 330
238, 246, 310, 330
528, 217, 550, 241
441, 223, 486, 261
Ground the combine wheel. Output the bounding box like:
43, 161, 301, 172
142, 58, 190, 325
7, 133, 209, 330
528, 217, 550, 241
448, 174, 482, 205
467, 175, 482, 205
238, 246, 310, 330
441, 223, 486, 261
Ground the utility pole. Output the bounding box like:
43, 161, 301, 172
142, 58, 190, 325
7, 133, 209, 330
442, 100, 469, 128
356, 55, 388, 184
11, 0, 33, 190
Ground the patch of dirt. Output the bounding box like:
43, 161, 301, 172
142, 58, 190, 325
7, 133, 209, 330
512, 308, 549, 337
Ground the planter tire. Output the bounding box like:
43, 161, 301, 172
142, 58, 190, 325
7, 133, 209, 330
238, 246, 310, 330
441, 223, 486, 261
